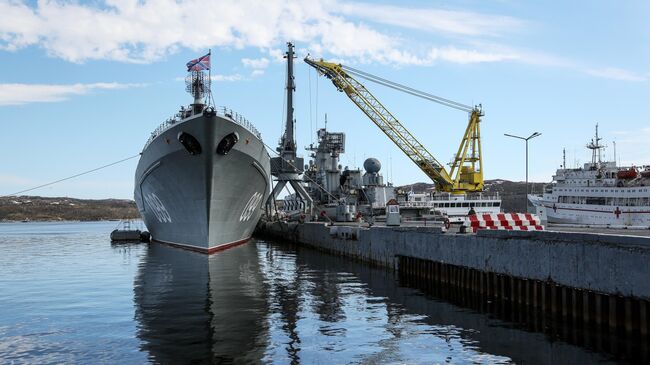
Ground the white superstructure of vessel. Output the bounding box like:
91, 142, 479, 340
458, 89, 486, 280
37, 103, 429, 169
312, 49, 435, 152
397, 192, 501, 223
528, 125, 650, 227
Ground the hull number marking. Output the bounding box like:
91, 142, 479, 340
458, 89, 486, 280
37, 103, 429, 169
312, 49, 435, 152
240, 192, 263, 222
144, 192, 172, 223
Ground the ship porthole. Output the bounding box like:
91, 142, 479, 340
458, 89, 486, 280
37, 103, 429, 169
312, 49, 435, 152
216, 132, 239, 155
177, 132, 202, 155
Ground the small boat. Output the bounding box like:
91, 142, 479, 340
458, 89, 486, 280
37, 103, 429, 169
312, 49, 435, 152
110, 220, 150, 242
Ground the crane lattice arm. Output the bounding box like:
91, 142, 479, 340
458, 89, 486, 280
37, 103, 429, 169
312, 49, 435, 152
304, 57, 484, 194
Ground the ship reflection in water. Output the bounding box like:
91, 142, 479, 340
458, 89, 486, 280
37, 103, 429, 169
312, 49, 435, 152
133, 243, 269, 363
132, 240, 628, 364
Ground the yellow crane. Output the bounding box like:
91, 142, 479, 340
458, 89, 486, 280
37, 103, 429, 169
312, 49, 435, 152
304, 57, 484, 194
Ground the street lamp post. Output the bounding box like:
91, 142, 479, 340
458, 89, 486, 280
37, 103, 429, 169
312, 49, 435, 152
504, 132, 542, 211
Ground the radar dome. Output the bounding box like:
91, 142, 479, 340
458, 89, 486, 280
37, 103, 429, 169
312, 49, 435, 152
363, 158, 381, 174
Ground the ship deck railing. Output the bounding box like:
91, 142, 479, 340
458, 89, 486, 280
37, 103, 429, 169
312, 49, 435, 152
217, 106, 261, 140
143, 106, 261, 150
400, 193, 500, 202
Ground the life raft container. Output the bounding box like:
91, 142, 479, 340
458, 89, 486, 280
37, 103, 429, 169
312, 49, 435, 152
617, 168, 637, 179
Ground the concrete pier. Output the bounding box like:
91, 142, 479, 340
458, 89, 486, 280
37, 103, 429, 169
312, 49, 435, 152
258, 221, 650, 340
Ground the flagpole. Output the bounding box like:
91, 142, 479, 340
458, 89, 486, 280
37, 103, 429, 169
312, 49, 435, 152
208, 49, 214, 107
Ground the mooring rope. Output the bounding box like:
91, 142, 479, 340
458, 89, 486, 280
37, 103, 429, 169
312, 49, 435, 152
1, 153, 141, 198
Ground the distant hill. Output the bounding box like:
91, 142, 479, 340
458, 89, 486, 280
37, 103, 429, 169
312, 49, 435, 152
398, 179, 547, 213
0, 179, 547, 221
0, 196, 139, 222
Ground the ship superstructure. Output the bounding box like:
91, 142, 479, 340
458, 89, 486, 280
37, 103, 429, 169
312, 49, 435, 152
529, 125, 650, 226
280, 123, 500, 223
396, 192, 501, 223
300, 126, 394, 221
296, 57, 500, 222
134, 52, 271, 253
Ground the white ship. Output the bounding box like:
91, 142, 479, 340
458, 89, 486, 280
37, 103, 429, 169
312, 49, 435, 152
528, 125, 650, 227
397, 191, 502, 223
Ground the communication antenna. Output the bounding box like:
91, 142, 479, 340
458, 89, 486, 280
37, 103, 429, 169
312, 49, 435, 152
586, 123, 605, 166
184, 49, 212, 113
185, 72, 207, 100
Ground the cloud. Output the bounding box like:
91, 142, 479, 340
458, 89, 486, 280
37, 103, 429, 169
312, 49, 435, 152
0, 0, 521, 67
242, 57, 270, 69
242, 57, 270, 76
210, 74, 243, 82
0, 82, 144, 105
584, 67, 647, 82
425, 47, 520, 64
0, 0, 644, 82
336, 2, 524, 37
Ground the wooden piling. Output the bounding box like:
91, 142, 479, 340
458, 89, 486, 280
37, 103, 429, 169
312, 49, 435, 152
641, 300, 648, 337
625, 298, 633, 336
583, 291, 591, 326
609, 295, 617, 331
561, 287, 568, 319
595, 293, 603, 328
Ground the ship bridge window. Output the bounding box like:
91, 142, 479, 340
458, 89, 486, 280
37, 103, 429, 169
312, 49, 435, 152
494, 202, 501, 207
586, 197, 606, 205
462, 202, 469, 208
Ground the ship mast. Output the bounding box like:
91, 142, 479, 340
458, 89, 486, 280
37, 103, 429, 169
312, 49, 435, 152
185, 50, 212, 115
266, 42, 313, 217
281, 43, 297, 155
587, 123, 605, 168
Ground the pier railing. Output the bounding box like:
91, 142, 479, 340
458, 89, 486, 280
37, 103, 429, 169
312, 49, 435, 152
143, 106, 262, 150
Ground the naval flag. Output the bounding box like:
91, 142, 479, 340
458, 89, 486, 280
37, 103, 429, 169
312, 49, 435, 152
186, 53, 210, 72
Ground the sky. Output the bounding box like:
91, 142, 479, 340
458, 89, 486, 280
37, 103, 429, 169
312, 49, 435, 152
1, 0, 649, 199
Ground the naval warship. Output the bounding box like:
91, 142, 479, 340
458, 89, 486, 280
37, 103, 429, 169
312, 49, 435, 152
134, 52, 271, 253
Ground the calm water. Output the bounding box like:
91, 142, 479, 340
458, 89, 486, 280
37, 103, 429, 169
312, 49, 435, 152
0, 221, 624, 364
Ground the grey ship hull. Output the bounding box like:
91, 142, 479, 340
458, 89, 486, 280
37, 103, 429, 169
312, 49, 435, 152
134, 111, 270, 253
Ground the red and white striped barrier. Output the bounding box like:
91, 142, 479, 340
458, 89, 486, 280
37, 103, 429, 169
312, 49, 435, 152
462, 213, 545, 233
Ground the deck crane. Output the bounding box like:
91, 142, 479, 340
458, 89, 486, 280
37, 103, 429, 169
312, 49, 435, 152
304, 57, 484, 194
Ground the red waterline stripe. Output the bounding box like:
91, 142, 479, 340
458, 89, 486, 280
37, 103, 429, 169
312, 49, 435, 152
152, 236, 252, 255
